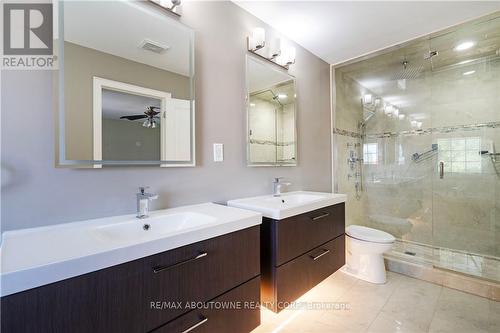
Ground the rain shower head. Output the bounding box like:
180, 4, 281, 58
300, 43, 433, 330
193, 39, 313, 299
393, 59, 424, 80
392, 51, 437, 81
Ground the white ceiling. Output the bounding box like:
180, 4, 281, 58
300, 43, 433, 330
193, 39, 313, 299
234, 1, 500, 64
64, 1, 192, 76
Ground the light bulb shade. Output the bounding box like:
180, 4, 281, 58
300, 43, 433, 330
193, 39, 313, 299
398, 114, 405, 120
269, 38, 281, 58
363, 94, 373, 105
251, 28, 266, 50
393, 108, 399, 116
384, 105, 393, 115
411, 120, 418, 127
284, 46, 296, 65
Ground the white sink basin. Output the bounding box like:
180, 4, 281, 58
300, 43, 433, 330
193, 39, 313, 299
0, 203, 261, 297
90, 212, 216, 244
227, 191, 347, 220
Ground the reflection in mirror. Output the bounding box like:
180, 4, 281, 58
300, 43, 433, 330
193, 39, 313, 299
247, 56, 297, 166
58, 0, 194, 167
101, 88, 161, 162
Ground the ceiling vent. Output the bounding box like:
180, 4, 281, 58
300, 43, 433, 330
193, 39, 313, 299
139, 39, 170, 54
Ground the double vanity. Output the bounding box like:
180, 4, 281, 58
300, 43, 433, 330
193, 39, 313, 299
1, 191, 346, 333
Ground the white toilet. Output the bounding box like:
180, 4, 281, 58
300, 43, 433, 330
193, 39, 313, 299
343, 225, 395, 284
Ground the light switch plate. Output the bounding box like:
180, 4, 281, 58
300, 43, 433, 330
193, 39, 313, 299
213, 143, 224, 162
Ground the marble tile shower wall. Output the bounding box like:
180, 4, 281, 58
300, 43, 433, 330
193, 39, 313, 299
333, 59, 500, 258
249, 98, 277, 163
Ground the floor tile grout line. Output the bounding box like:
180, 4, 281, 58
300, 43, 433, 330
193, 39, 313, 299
426, 285, 444, 332
365, 274, 407, 332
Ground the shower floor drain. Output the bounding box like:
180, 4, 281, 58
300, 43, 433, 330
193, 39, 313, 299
404, 251, 417, 256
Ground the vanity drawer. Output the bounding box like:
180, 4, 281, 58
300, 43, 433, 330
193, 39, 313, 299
274, 235, 345, 311
144, 226, 260, 330
152, 276, 261, 333
275, 203, 345, 266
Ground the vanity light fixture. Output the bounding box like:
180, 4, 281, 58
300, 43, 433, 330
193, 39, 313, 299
148, 0, 182, 16
454, 41, 475, 52
463, 70, 475, 76
247, 28, 295, 70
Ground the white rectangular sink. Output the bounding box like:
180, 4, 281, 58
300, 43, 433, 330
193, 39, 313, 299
227, 191, 347, 220
0, 203, 261, 297
90, 212, 216, 245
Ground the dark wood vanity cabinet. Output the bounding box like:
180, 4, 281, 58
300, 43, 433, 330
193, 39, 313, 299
261, 203, 345, 312
1, 226, 261, 333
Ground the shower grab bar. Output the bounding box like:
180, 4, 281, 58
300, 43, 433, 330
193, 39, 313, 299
412, 144, 438, 162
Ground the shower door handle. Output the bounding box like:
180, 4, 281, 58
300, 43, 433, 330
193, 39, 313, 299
439, 161, 444, 179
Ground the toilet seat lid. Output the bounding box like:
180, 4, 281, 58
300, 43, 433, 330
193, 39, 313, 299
346, 225, 395, 244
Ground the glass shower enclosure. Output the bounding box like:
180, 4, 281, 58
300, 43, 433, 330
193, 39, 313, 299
333, 12, 500, 282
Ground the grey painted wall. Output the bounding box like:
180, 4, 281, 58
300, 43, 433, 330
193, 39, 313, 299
1, 1, 332, 232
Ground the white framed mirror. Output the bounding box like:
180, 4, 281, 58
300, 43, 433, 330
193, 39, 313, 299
246, 56, 297, 166
56, 0, 195, 167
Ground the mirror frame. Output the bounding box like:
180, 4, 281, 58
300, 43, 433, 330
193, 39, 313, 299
55, 0, 195, 167
245, 54, 298, 167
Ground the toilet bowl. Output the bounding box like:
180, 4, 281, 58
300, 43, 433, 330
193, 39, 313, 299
343, 225, 395, 284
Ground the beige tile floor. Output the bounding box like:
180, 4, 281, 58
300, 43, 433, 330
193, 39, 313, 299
252, 270, 500, 333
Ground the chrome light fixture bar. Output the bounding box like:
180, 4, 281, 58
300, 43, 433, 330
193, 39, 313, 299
247, 27, 296, 71
148, 0, 181, 17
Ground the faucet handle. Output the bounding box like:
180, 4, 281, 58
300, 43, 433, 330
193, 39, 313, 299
139, 186, 150, 194
274, 177, 283, 183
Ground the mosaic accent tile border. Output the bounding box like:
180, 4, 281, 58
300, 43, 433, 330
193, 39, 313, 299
332, 128, 362, 138
335, 121, 500, 139
249, 139, 295, 146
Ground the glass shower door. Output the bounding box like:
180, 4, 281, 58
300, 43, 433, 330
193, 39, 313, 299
429, 14, 500, 281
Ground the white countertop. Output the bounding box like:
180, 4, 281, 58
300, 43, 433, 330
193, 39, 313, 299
0, 203, 262, 297
227, 191, 347, 220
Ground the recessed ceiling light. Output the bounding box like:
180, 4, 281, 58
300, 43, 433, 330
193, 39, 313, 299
454, 41, 475, 52
463, 70, 475, 76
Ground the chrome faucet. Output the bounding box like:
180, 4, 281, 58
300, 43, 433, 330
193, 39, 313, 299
136, 187, 158, 219
272, 177, 291, 197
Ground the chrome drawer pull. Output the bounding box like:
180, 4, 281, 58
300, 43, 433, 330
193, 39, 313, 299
181, 317, 208, 333
153, 252, 208, 274
311, 212, 330, 221
310, 249, 330, 261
